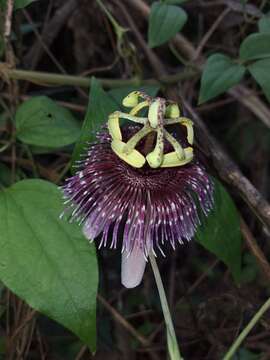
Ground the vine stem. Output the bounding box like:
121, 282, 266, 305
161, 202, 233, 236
149, 254, 184, 360
223, 297, 270, 359
96, 0, 125, 36
0, 64, 196, 88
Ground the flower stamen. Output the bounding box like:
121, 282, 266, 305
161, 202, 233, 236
108, 92, 195, 169
130, 100, 150, 116
146, 127, 164, 168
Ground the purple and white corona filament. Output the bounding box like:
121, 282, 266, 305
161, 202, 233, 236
62, 92, 214, 288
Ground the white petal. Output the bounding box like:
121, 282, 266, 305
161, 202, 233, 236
121, 246, 147, 288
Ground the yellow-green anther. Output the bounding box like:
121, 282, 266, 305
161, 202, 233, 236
146, 128, 164, 168
180, 118, 194, 145
111, 139, 146, 168
122, 91, 140, 107
148, 99, 164, 129
165, 103, 180, 118
164, 130, 185, 160
161, 147, 193, 168
130, 100, 149, 116
117, 111, 147, 125
164, 118, 182, 125
108, 112, 122, 140
123, 125, 152, 154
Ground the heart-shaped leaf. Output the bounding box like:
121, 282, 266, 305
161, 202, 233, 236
248, 58, 270, 102
148, 2, 187, 48
259, 16, 270, 33
71, 77, 118, 169
0, 179, 98, 351
199, 53, 245, 103
195, 179, 242, 281
240, 33, 270, 61
16, 96, 80, 148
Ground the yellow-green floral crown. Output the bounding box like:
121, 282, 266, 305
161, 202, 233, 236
108, 91, 194, 168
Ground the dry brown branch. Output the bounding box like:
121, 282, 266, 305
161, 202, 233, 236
22, 9, 66, 74
183, 100, 270, 229
3, 0, 14, 65
4, 0, 14, 39
240, 219, 270, 282
6, 308, 36, 355
127, 0, 270, 130
97, 294, 151, 348
148, 258, 220, 343
193, 7, 231, 60
222, 0, 263, 17
24, 0, 77, 68
75, 345, 88, 360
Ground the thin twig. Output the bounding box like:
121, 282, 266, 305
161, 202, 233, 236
240, 218, 270, 282
97, 294, 151, 347
7, 309, 36, 352
1, 156, 59, 182
229, 85, 270, 130
114, 0, 167, 77
149, 259, 219, 342
223, 297, 270, 359
222, 0, 263, 17
79, 56, 119, 76
75, 345, 88, 360
22, 10, 66, 74
193, 7, 231, 60
24, 0, 77, 67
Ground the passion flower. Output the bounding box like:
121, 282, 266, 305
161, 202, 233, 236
62, 91, 214, 288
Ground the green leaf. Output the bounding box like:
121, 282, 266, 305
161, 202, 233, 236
0, 0, 39, 10
30, 145, 68, 155
195, 179, 242, 281
14, 0, 39, 10
15, 96, 81, 148
148, 2, 187, 48
0, 163, 12, 187
248, 58, 270, 102
71, 77, 118, 168
237, 253, 259, 284
199, 53, 246, 103
258, 16, 270, 33
0, 163, 22, 187
0, 0, 6, 9
0, 179, 98, 350
239, 33, 270, 61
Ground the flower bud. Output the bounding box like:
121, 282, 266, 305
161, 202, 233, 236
165, 103, 180, 118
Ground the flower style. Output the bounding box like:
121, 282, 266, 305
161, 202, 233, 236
62, 91, 214, 288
